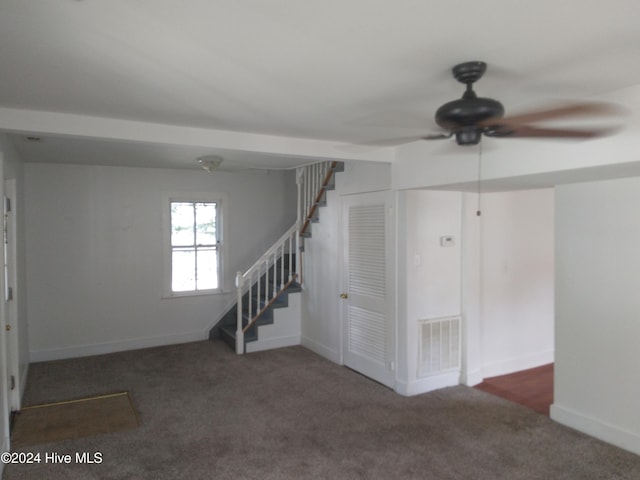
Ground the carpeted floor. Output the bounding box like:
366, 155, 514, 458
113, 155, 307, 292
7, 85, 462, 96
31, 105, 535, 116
4, 340, 640, 479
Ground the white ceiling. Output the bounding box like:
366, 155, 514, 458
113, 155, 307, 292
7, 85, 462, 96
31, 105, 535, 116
1, 0, 640, 173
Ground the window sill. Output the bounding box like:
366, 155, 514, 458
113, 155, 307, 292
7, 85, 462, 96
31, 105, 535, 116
162, 289, 231, 299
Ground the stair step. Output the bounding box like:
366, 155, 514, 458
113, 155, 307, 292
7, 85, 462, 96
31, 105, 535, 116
315, 191, 327, 205
243, 309, 273, 327
219, 324, 258, 351
251, 294, 288, 309
218, 281, 301, 348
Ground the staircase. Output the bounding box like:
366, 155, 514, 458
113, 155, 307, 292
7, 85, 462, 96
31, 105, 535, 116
209, 160, 344, 353
212, 252, 301, 353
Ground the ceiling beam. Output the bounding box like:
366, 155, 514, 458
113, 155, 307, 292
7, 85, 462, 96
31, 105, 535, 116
0, 107, 393, 164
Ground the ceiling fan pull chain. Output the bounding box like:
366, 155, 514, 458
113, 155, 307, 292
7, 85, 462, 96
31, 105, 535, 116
476, 142, 482, 217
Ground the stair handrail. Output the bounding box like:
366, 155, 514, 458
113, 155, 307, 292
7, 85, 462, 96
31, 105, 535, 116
234, 222, 299, 354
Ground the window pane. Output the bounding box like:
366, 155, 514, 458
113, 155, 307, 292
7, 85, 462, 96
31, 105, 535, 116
195, 202, 217, 245
171, 202, 194, 246
197, 247, 218, 290
170, 200, 220, 293
172, 249, 196, 291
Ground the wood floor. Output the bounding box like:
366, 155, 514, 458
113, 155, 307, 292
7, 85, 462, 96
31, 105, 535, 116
475, 363, 554, 415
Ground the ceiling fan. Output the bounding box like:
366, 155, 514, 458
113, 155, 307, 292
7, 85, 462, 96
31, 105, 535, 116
412, 61, 620, 146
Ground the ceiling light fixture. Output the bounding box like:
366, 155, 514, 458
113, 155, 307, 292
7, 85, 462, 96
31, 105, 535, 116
197, 155, 224, 173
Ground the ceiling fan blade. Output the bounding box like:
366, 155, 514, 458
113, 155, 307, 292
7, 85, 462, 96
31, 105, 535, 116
340, 131, 454, 153
349, 134, 445, 147
479, 102, 622, 128
489, 125, 617, 139
423, 132, 454, 140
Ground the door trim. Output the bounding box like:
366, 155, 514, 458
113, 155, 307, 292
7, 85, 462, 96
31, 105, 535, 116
4, 179, 20, 411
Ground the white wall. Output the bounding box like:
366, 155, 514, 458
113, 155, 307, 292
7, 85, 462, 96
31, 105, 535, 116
25, 163, 296, 361
404, 190, 462, 321
300, 161, 391, 364
552, 177, 640, 455
460, 192, 483, 386
479, 189, 555, 377
301, 160, 555, 397
396, 190, 463, 394
396, 188, 554, 393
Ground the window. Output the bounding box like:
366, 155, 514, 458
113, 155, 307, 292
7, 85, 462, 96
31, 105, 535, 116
169, 200, 221, 294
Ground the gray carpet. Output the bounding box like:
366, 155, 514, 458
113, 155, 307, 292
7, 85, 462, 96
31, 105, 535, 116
5, 340, 640, 479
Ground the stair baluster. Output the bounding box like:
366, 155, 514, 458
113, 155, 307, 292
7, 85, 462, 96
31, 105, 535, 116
235, 223, 299, 354
297, 160, 342, 238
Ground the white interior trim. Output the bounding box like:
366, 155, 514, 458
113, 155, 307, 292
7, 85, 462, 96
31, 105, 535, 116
29, 330, 208, 363
481, 349, 555, 380
395, 371, 460, 397
551, 404, 640, 457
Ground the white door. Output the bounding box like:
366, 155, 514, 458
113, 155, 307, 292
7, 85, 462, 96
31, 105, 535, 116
341, 191, 395, 388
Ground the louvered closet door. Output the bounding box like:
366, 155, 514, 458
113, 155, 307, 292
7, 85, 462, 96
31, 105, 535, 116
341, 191, 395, 389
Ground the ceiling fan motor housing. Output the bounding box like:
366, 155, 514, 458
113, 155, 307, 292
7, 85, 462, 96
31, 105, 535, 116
435, 94, 505, 145
435, 61, 505, 145
425, 61, 615, 146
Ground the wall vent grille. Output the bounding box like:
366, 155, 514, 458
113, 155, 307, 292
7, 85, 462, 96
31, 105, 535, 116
418, 316, 461, 377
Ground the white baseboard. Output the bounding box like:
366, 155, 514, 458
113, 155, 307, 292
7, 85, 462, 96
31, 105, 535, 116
460, 367, 483, 387
551, 404, 640, 456
29, 331, 209, 362
300, 336, 341, 365
245, 335, 300, 353
481, 349, 554, 379
395, 371, 461, 397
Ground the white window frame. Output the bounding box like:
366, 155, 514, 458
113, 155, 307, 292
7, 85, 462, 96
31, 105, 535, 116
162, 192, 227, 298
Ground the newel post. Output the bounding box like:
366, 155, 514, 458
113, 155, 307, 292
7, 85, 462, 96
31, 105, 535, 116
235, 271, 244, 354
